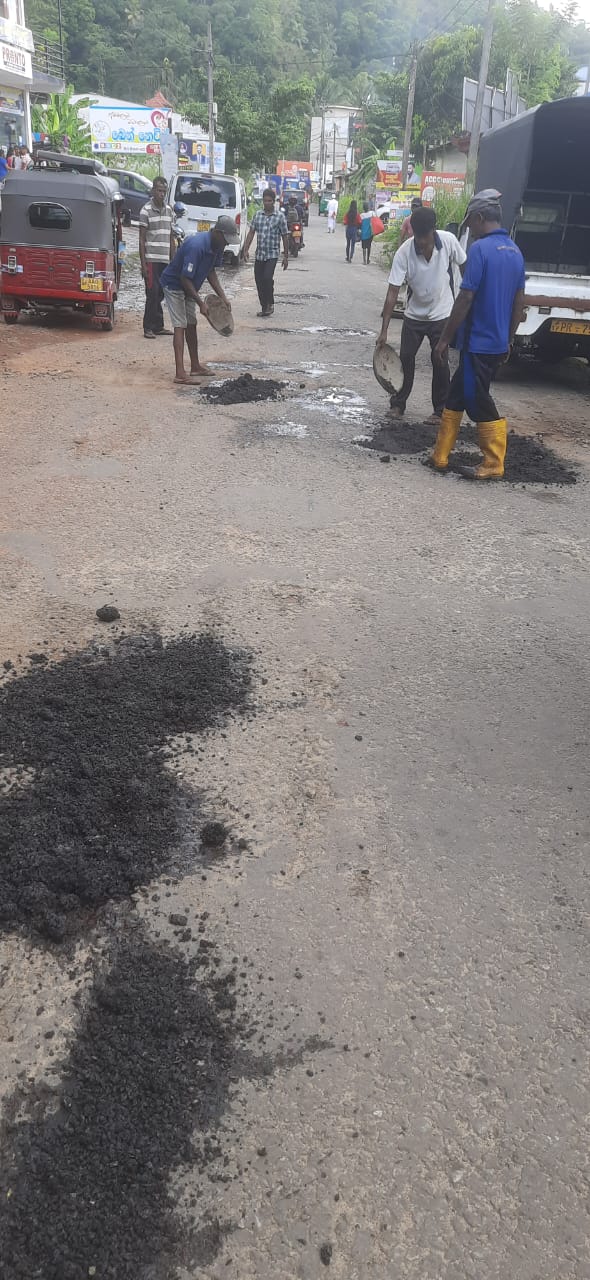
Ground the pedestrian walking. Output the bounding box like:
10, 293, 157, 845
326, 194, 338, 232
400, 197, 422, 244
0, 148, 8, 181
428, 191, 525, 480
360, 201, 374, 264
160, 218, 238, 384
241, 188, 288, 317
377, 206, 466, 423
139, 177, 175, 339
344, 200, 361, 261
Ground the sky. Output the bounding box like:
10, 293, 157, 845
536, 0, 590, 20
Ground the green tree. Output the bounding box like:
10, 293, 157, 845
31, 87, 94, 154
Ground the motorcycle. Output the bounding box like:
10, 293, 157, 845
285, 206, 303, 257
172, 201, 187, 248
288, 221, 302, 257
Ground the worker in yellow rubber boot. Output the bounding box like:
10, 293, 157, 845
429, 191, 525, 480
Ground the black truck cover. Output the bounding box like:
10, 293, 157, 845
477, 96, 590, 233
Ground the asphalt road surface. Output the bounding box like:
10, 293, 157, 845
0, 218, 589, 1280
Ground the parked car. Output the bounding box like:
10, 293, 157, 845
107, 168, 152, 225
166, 172, 248, 263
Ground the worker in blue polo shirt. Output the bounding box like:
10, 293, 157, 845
161, 216, 239, 384
428, 190, 525, 480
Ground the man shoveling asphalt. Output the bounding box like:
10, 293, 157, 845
428, 191, 525, 480
160, 217, 239, 384
377, 207, 466, 424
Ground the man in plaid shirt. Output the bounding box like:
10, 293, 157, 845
242, 189, 289, 317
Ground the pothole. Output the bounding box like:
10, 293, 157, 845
360, 421, 579, 485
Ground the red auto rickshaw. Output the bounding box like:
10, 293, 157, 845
0, 152, 123, 331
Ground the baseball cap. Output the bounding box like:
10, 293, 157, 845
216, 215, 240, 244
459, 188, 502, 237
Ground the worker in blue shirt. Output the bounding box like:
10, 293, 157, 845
428, 190, 525, 480
0, 149, 9, 181
161, 216, 239, 383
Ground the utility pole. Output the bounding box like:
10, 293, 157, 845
466, 0, 496, 184
207, 21, 215, 173
319, 108, 326, 189
401, 44, 419, 186
332, 126, 337, 185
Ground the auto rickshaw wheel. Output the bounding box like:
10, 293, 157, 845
3, 313, 19, 324
101, 303, 115, 332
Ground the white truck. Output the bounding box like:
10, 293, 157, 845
477, 96, 590, 362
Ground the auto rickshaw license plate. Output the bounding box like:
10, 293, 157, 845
81, 276, 105, 292
197, 221, 210, 231
550, 319, 590, 334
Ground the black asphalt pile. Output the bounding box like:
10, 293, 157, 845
0, 931, 244, 1278
362, 421, 439, 455
201, 373, 286, 405
362, 422, 578, 485
449, 431, 578, 486
0, 632, 251, 943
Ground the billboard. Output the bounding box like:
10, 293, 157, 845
420, 171, 465, 204
376, 159, 421, 189
461, 74, 526, 133
178, 138, 226, 174
88, 104, 170, 154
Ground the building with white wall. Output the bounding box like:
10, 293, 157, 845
310, 106, 359, 188
0, 0, 34, 149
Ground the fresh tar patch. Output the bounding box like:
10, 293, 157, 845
0, 929, 330, 1279
0, 632, 251, 944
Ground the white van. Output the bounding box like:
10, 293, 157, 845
168, 172, 248, 264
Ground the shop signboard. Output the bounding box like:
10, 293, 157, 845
0, 39, 32, 84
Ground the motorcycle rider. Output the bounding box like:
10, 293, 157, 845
285, 192, 305, 248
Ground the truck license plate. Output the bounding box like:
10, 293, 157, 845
550, 319, 590, 335
81, 276, 104, 292
197, 221, 210, 231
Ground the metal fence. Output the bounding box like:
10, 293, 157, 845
32, 34, 66, 81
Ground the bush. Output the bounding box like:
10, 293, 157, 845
376, 187, 470, 270
336, 194, 353, 224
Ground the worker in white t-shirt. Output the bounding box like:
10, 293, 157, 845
377, 205, 466, 423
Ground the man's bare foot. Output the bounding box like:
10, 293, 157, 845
190, 364, 213, 376
174, 373, 202, 384
387, 404, 405, 419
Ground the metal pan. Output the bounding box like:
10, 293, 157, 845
204, 295, 234, 337
372, 342, 403, 395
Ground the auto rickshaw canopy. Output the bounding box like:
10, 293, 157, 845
1, 169, 122, 251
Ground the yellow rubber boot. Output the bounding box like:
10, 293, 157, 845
459, 419, 507, 480
428, 409, 463, 471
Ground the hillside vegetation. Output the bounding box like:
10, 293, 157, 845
28, 0, 590, 168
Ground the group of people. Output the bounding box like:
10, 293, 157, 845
139, 175, 525, 482
327, 196, 375, 264
0, 145, 32, 173
138, 179, 292, 381
378, 190, 525, 481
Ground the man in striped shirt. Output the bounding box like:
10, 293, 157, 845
139, 177, 175, 339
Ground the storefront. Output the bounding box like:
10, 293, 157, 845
0, 0, 34, 150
